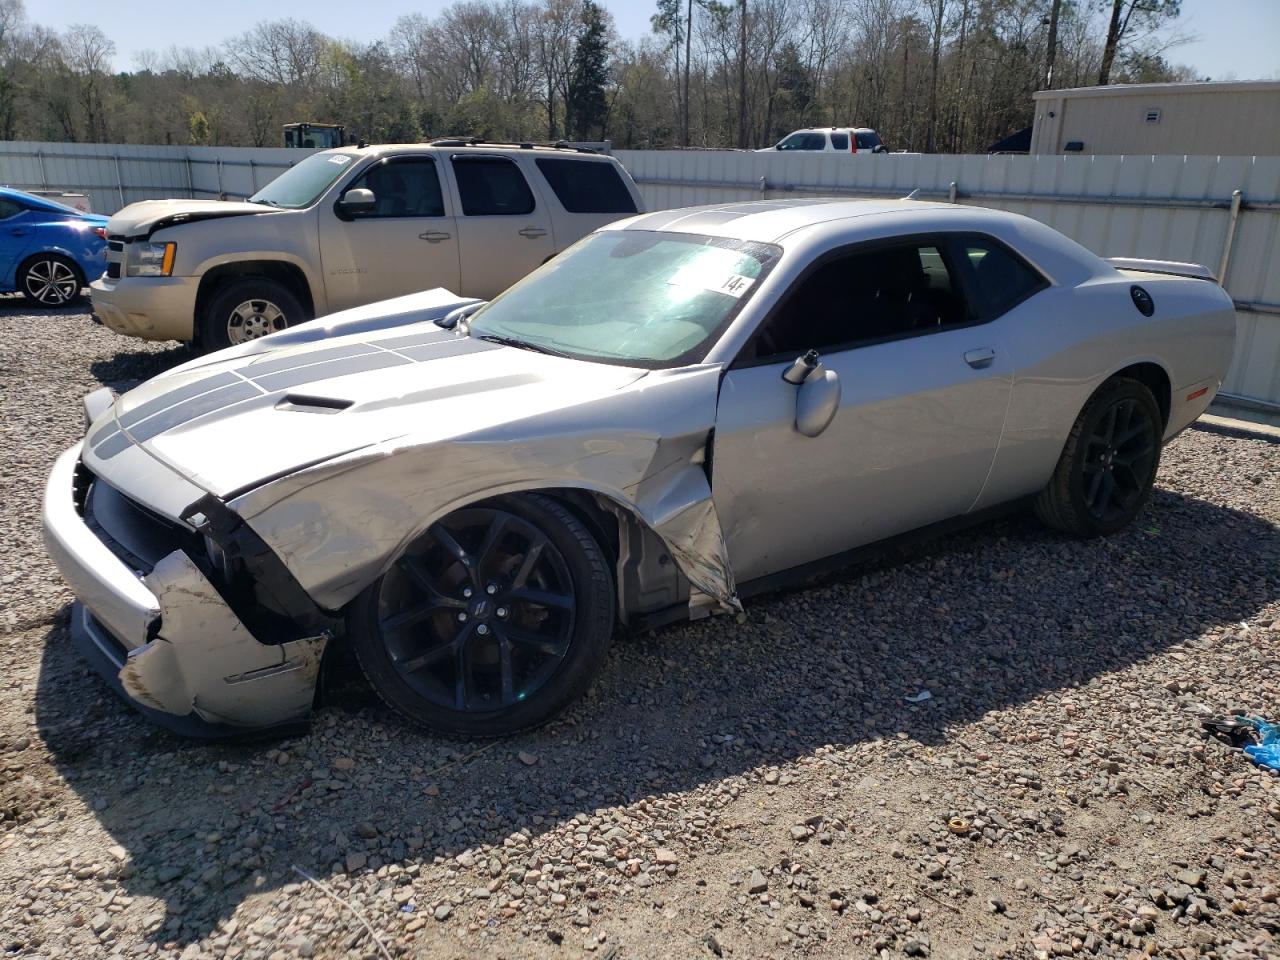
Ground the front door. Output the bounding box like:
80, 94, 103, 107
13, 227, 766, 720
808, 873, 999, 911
447, 154, 557, 299
713, 239, 1014, 583
319, 156, 461, 312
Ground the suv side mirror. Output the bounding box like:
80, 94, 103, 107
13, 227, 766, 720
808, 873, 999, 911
338, 188, 376, 218
873, 144, 888, 154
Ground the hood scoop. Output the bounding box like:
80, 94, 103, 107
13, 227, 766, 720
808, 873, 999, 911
276, 394, 354, 414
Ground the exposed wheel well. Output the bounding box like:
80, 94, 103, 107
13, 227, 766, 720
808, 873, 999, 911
1112, 362, 1171, 428
195, 261, 315, 342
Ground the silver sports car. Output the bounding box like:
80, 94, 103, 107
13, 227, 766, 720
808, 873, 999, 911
43, 198, 1237, 738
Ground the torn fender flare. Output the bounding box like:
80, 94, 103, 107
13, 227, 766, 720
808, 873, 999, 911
121, 550, 327, 729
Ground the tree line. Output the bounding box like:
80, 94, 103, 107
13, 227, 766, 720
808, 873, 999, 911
0, 0, 1193, 153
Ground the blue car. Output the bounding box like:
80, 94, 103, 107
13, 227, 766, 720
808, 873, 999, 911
0, 187, 109, 308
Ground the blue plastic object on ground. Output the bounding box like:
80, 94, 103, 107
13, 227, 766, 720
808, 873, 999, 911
1242, 717, 1280, 772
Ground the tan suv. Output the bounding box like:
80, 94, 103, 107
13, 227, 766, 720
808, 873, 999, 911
90, 141, 645, 351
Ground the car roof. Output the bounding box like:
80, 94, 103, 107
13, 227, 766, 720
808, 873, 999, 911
792, 127, 877, 133
617, 198, 956, 244
324, 143, 618, 161
0, 185, 87, 214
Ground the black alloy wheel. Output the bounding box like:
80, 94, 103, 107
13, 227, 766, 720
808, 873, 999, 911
350, 494, 614, 737
1034, 376, 1164, 537
1079, 395, 1158, 524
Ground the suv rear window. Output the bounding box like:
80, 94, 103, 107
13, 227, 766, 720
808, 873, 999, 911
451, 156, 535, 216
535, 158, 637, 214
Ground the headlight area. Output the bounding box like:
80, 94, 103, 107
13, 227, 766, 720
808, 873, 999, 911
181, 493, 339, 642
131, 241, 176, 277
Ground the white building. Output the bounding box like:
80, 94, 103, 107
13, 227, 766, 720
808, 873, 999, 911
1029, 80, 1280, 156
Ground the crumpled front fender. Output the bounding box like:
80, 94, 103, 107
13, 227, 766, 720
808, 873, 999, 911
229, 364, 740, 616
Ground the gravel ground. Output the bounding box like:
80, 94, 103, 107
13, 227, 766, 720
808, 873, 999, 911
1, 302, 1278, 960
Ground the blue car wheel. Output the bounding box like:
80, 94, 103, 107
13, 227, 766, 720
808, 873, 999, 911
19, 253, 84, 308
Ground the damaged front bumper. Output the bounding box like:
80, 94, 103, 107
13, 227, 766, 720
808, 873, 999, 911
43, 445, 327, 737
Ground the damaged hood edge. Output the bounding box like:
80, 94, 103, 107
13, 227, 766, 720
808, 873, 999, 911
105, 199, 276, 239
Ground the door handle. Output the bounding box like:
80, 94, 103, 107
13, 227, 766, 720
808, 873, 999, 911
418, 231, 451, 243
9, 228, 30, 236
964, 347, 996, 369
518, 226, 548, 239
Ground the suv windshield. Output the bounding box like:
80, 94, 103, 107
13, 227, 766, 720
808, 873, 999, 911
467, 231, 780, 367
250, 152, 356, 209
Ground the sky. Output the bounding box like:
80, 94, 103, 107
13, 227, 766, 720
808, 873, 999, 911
36, 0, 1280, 82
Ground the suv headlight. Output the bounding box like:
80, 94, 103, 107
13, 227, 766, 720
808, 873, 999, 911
132, 241, 176, 277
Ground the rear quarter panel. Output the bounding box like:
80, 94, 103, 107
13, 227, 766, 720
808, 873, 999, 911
974, 272, 1235, 511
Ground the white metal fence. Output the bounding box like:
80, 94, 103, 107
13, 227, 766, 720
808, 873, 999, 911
2, 141, 1277, 411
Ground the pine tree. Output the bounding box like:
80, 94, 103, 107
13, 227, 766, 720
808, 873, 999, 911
566, 0, 609, 140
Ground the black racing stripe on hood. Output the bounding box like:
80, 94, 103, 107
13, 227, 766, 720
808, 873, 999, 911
374, 329, 460, 350
125, 381, 264, 444
94, 431, 134, 460
118, 371, 241, 429
393, 338, 501, 362
242, 342, 381, 378
88, 422, 119, 448
251, 350, 412, 392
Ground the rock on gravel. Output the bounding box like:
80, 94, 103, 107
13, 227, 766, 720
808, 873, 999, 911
1, 304, 1278, 959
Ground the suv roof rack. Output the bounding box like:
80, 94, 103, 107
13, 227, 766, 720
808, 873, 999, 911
427, 136, 602, 155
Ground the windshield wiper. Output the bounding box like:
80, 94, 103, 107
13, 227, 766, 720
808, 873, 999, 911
476, 333, 575, 360
250, 198, 281, 207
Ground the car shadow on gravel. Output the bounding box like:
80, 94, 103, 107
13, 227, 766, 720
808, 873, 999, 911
30, 482, 1280, 946
89, 344, 195, 392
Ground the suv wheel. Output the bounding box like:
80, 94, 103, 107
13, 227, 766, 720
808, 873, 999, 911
19, 254, 84, 308
201, 277, 307, 352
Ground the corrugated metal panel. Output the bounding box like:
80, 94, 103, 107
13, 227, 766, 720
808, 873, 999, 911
1, 143, 1276, 408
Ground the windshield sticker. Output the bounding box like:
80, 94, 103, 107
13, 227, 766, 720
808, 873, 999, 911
668, 264, 756, 299
327, 155, 353, 165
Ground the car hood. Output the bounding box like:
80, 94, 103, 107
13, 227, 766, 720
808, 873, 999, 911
105, 198, 275, 238
82, 308, 647, 510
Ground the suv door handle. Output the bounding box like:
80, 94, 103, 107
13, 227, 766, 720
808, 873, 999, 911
518, 226, 548, 239
419, 231, 451, 243
964, 348, 996, 369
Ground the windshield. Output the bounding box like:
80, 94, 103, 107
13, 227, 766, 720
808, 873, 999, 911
466, 231, 781, 367
250, 152, 356, 208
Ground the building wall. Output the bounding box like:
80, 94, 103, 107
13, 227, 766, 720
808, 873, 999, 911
1031, 84, 1280, 157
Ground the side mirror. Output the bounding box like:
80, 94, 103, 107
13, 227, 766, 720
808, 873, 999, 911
338, 187, 376, 217
781, 351, 841, 437
873, 144, 888, 154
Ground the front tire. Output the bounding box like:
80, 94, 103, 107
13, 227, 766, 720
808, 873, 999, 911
199, 277, 306, 352
348, 494, 615, 738
18, 254, 84, 308
1034, 377, 1163, 537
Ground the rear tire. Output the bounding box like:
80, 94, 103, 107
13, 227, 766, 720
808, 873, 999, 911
18, 254, 84, 308
1034, 377, 1163, 537
348, 494, 615, 738
199, 277, 307, 352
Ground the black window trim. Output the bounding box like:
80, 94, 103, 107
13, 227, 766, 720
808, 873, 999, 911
449, 153, 537, 217
731, 230, 1049, 369
333, 154, 449, 221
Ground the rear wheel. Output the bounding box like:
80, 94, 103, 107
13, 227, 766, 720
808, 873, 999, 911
1034, 377, 1163, 537
200, 277, 306, 352
349, 494, 615, 738
18, 254, 84, 307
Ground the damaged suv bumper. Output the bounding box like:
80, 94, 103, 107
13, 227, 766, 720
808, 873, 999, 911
43, 445, 326, 737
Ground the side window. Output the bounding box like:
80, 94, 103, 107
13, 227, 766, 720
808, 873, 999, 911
754, 243, 970, 358
344, 158, 445, 218
777, 133, 826, 151
855, 132, 882, 150
0, 198, 23, 219
956, 236, 1046, 318
451, 156, 535, 216
829, 132, 850, 151
535, 158, 638, 214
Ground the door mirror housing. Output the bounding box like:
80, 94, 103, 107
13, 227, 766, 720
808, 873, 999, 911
338, 188, 376, 218
789, 357, 841, 438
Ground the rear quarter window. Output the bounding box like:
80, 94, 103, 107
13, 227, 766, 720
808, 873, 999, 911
535, 158, 638, 214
